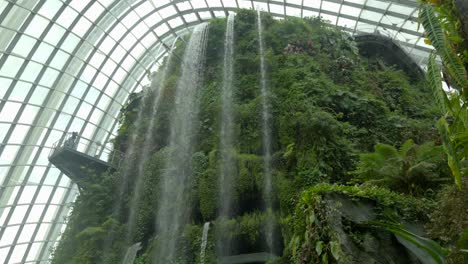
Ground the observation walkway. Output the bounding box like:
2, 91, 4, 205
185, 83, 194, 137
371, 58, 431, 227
354, 33, 424, 80
220, 252, 279, 264
49, 133, 123, 183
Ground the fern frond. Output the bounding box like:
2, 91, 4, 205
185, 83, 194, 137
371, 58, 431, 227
427, 53, 451, 114
399, 139, 415, 158
420, 5, 444, 52
437, 117, 462, 188
420, 5, 468, 91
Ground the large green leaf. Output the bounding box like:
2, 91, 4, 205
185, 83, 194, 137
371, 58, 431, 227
437, 117, 462, 188
371, 219, 447, 264
427, 53, 451, 115
420, 5, 468, 90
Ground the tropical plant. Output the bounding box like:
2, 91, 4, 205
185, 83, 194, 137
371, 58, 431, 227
419, 2, 468, 188
371, 211, 448, 264
352, 139, 449, 195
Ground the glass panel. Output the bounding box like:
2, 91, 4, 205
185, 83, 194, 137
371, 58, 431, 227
38, 0, 63, 19
9, 81, 31, 102
25, 15, 49, 39
10, 245, 28, 264
360, 10, 382, 21
21, 61, 43, 83
76, 102, 92, 119
36, 185, 53, 204
44, 24, 66, 46
0, 101, 21, 122
43, 167, 59, 185
120, 34, 137, 50
0, 226, 19, 246
61, 34, 80, 54
32, 42, 54, 64
36, 148, 51, 166
43, 205, 59, 222
101, 60, 117, 77
8, 204, 28, 225
270, 4, 284, 15
70, 0, 90, 13
81, 65, 97, 83
29, 166, 46, 184
36, 223, 51, 240
26, 242, 43, 261
121, 11, 139, 28
29, 86, 49, 105
39, 68, 60, 87
93, 72, 108, 90
70, 80, 87, 99
84, 1, 104, 21
141, 33, 157, 49
58, 175, 70, 187
0, 247, 10, 264
135, 1, 153, 17
183, 13, 198, 23
9, 124, 29, 144
18, 186, 37, 204
56, 7, 78, 29
0, 207, 11, 226
0, 56, 24, 78
388, 3, 414, 15
100, 36, 117, 54
109, 23, 126, 40
341, 5, 361, 17
13, 34, 37, 58
18, 223, 37, 243
53, 113, 71, 131
132, 23, 148, 40
74, 17, 92, 38
27, 204, 45, 223
50, 50, 70, 69
62, 96, 79, 115
0, 77, 13, 98
69, 117, 84, 132
0, 145, 20, 164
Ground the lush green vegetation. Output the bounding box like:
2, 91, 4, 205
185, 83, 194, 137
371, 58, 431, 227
51, 9, 466, 264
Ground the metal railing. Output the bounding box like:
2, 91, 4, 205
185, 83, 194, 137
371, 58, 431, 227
49, 133, 123, 169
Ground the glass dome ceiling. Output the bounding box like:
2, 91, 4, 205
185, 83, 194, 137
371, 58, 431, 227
0, 0, 433, 263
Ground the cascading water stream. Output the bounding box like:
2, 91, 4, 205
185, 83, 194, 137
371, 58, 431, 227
200, 222, 211, 264
257, 9, 275, 253
124, 38, 179, 245
153, 23, 209, 263
101, 86, 151, 257
217, 13, 236, 256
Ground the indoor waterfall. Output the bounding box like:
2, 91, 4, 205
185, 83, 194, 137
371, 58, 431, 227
124, 37, 178, 245
200, 222, 211, 264
101, 85, 151, 257
153, 23, 209, 263
257, 9, 275, 253
217, 12, 236, 256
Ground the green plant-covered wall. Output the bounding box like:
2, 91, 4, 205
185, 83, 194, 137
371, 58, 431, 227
51, 9, 466, 264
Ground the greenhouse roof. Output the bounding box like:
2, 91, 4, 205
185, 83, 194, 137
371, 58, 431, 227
0, 0, 433, 263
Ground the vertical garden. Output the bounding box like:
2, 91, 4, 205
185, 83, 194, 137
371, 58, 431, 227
51, 8, 466, 264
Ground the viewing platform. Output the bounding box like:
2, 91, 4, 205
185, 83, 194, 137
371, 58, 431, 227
48, 133, 123, 183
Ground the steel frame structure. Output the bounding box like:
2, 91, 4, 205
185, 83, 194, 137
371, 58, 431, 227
0, 0, 430, 263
